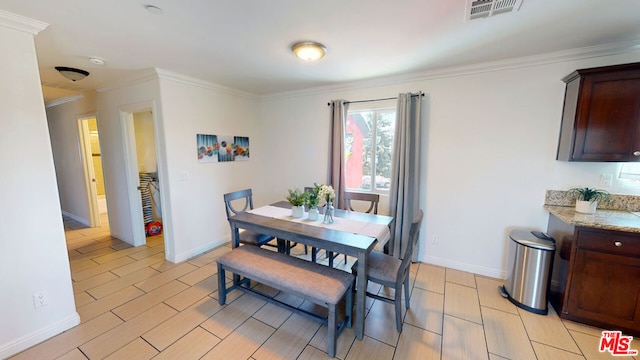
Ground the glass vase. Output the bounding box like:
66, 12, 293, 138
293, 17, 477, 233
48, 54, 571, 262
323, 201, 334, 224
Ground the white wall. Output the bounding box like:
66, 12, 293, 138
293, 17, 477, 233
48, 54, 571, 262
0, 16, 79, 358
46, 92, 98, 225
156, 74, 261, 262
134, 110, 157, 173
258, 51, 640, 278
96, 77, 163, 247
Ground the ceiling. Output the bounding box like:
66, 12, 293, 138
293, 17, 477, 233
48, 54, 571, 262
3, 0, 640, 104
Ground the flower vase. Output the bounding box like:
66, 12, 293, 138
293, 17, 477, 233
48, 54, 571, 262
308, 206, 319, 221
291, 205, 305, 218
323, 201, 335, 224
575, 200, 598, 214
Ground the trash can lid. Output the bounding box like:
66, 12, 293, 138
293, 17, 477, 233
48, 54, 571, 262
509, 229, 556, 251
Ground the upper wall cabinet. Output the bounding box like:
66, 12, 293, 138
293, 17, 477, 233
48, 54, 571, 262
557, 62, 640, 162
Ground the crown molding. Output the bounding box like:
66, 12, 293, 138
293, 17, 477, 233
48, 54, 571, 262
263, 39, 640, 101
45, 94, 85, 108
154, 68, 258, 99
0, 10, 48, 35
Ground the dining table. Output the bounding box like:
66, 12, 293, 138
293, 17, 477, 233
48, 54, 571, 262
227, 200, 393, 340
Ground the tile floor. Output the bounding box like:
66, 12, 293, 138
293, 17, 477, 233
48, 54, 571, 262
8, 214, 640, 359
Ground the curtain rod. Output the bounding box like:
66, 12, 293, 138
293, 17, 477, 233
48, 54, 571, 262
327, 92, 423, 106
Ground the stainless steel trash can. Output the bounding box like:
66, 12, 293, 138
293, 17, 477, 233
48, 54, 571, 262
498, 229, 555, 314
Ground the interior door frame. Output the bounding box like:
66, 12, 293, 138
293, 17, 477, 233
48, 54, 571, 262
77, 113, 100, 227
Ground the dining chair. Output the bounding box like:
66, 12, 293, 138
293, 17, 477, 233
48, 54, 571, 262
223, 189, 278, 250
326, 191, 381, 267
351, 209, 424, 332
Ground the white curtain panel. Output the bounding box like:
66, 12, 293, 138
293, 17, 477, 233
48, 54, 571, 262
388, 92, 423, 259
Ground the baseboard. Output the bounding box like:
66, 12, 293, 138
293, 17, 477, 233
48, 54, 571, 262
420, 254, 506, 280
170, 237, 228, 263
0, 312, 80, 359
61, 211, 89, 227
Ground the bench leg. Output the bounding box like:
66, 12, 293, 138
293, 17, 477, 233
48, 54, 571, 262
217, 263, 227, 305
328, 303, 337, 358
346, 284, 353, 328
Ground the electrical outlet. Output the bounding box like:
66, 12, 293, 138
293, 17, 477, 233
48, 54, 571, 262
432, 235, 440, 245
33, 291, 48, 309
600, 174, 613, 187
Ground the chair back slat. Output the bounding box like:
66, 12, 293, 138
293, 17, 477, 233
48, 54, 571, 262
223, 189, 254, 219
397, 209, 424, 280
344, 191, 379, 214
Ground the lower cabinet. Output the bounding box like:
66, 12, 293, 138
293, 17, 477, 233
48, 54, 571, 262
549, 220, 640, 335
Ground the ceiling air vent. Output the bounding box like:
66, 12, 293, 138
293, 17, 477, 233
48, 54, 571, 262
468, 0, 523, 20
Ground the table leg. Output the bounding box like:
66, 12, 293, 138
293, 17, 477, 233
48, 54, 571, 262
355, 251, 367, 340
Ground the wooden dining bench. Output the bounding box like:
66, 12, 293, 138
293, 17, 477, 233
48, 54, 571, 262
216, 245, 354, 358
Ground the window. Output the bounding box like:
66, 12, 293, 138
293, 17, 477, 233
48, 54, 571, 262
344, 103, 396, 192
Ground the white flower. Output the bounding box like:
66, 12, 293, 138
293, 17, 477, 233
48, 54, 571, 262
318, 184, 335, 202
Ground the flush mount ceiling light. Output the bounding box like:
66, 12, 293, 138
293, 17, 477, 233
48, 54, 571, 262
88, 56, 105, 65
55, 66, 90, 81
291, 41, 327, 61
144, 4, 163, 14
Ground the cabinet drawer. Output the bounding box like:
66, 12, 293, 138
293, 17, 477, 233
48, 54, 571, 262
577, 229, 640, 257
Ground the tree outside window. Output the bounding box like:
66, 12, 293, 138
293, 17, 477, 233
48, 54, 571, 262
345, 107, 395, 192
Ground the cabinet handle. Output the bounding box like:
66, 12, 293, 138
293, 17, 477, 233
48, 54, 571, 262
614, 241, 622, 247
634, 151, 640, 156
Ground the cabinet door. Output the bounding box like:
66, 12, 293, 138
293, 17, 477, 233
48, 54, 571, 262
565, 246, 640, 333
571, 71, 640, 161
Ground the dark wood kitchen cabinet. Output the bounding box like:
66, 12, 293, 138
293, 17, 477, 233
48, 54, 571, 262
556, 62, 640, 162
549, 220, 640, 335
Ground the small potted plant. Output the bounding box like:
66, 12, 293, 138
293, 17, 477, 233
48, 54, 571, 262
567, 187, 611, 214
305, 183, 322, 221
286, 188, 307, 218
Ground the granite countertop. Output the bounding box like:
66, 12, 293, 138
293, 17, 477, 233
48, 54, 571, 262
545, 190, 640, 233
544, 205, 640, 233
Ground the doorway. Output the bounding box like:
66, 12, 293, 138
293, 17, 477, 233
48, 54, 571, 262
78, 115, 108, 228
120, 104, 165, 248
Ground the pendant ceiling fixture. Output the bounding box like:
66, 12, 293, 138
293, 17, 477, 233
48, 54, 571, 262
55, 66, 90, 81
291, 41, 327, 62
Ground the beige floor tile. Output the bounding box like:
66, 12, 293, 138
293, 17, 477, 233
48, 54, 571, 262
446, 268, 477, 288
531, 342, 586, 360
142, 296, 224, 351
395, 323, 442, 360
79, 303, 178, 359
253, 313, 321, 360
9, 312, 123, 360
518, 305, 581, 354
74, 291, 95, 307
72, 256, 135, 281
475, 276, 518, 314
252, 302, 294, 329
69, 257, 101, 273
127, 244, 165, 260
364, 299, 401, 346
444, 282, 482, 325
86, 267, 159, 299
178, 263, 218, 286
91, 243, 157, 264
298, 345, 337, 360
134, 262, 198, 292
488, 354, 509, 360
188, 246, 231, 267
414, 263, 446, 294
563, 320, 606, 337
78, 286, 145, 321
442, 315, 488, 360
201, 293, 267, 339
309, 324, 356, 359
345, 336, 395, 360
202, 318, 274, 360
404, 287, 444, 334
152, 327, 220, 360
55, 348, 90, 360
103, 337, 159, 360
110, 252, 166, 276
72, 271, 119, 294
481, 306, 536, 360
112, 280, 189, 320
165, 275, 218, 311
